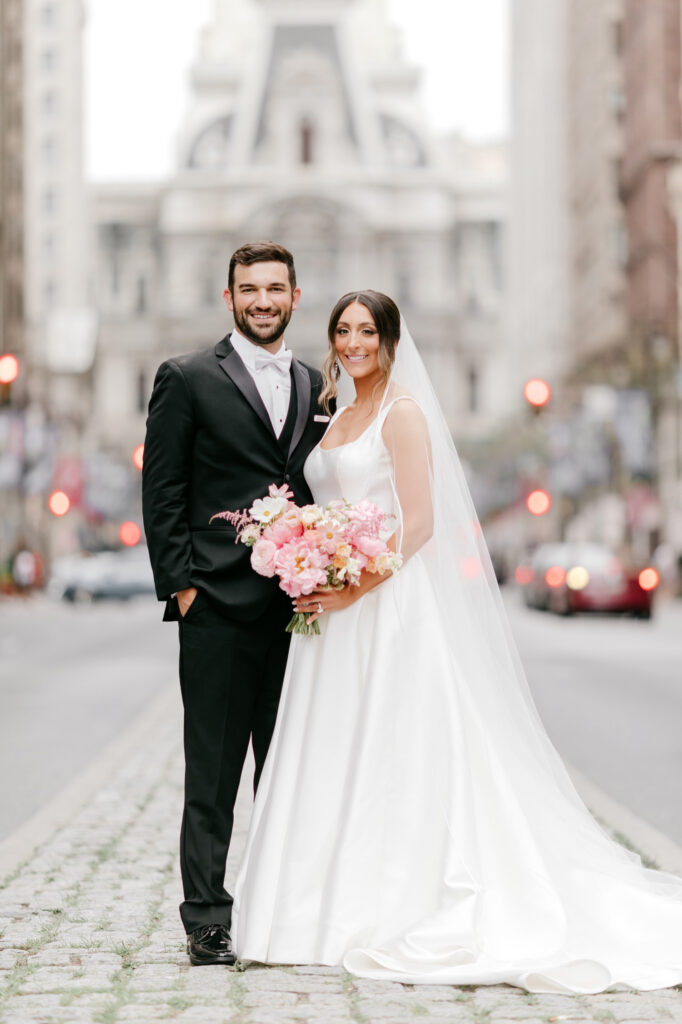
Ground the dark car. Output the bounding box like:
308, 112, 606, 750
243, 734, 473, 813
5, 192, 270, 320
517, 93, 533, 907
516, 542, 658, 618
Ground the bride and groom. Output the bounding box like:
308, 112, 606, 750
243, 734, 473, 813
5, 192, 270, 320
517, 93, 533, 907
142, 241, 682, 994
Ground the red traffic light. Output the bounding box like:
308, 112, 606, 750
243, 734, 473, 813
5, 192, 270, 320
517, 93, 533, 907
526, 489, 551, 516
49, 490, 71, 517
0, 354, 20, 385
119, 521, 142, 547
524, 378, 551, 408
132, 444, 144, 471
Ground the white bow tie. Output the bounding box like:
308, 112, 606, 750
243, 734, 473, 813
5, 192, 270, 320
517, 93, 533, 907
253, 348, 292, 377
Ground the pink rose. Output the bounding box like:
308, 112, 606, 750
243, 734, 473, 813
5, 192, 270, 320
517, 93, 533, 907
250, 538, 278, 577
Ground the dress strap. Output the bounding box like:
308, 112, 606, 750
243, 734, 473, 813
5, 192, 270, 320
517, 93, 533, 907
377, 394, 421, 429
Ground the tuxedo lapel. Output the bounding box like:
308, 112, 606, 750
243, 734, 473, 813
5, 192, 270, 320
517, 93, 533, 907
217, 337, 276, 439
288, 358, 311, 459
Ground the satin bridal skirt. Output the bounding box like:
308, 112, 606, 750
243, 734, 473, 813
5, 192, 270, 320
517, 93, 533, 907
232, 555, 682, 993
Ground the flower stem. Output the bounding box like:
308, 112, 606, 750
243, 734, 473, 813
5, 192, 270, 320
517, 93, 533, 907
285, 612, 321, 636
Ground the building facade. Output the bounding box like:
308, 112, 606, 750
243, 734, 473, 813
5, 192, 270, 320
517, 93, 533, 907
91, 0, 508, 465
621, 0, 682, 555
0, 0, 26, 576
23, 0, 92, 412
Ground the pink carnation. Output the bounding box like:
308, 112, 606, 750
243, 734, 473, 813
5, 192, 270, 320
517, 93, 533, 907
275, 539, 328, 598
250, 538, 278, 577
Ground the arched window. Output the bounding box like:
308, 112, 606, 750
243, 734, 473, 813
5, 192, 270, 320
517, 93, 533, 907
300, 120, 314, 165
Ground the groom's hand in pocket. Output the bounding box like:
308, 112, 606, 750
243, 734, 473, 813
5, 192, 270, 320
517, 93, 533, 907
177, 587, 198, 618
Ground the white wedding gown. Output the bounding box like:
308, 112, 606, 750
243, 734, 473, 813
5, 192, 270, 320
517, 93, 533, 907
232, 399, 682, 994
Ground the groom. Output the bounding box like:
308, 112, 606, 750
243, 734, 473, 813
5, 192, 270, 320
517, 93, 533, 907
142, 242, 331, 965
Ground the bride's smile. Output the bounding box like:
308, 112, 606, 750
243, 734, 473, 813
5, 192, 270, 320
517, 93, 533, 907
333, 302, 382, 382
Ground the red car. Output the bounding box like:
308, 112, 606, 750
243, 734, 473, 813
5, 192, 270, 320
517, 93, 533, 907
517, 542, 658, 619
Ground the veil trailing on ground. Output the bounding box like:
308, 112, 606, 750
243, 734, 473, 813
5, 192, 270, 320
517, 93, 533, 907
364, 317, 682, 991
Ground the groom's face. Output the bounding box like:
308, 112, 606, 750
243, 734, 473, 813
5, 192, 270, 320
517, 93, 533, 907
224, 262, 301, 348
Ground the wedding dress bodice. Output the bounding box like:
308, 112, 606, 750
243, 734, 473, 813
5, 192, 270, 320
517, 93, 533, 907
303, 406, 399, 519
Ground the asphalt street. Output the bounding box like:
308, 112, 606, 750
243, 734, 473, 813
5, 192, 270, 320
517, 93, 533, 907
1, 590, 681, 846
0, 594, 176, 841
506, 589, 682, 844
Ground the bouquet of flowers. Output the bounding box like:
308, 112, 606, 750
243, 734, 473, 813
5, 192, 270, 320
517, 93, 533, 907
211, 484, 402, 634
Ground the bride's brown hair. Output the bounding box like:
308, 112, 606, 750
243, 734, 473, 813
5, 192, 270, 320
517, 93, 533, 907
320, 290, 401, 413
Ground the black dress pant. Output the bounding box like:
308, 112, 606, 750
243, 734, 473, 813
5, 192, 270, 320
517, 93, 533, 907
177, 587, 292, 934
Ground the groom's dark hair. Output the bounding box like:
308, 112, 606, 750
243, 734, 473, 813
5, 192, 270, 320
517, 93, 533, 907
228, 241, 297, 292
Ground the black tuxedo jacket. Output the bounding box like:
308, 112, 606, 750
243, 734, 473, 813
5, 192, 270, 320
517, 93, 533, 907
142, 334, 332, 621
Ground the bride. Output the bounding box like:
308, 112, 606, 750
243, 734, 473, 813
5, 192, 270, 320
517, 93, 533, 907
232, 290, 682, 993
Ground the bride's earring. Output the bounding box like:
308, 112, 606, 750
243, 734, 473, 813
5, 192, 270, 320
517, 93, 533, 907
332, 358, 341, 382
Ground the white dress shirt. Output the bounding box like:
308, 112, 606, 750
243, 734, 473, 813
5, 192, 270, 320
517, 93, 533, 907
230, 328, 293, 438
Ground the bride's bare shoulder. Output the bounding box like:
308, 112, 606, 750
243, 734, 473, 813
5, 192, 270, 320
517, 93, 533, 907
381, 388, 428, 434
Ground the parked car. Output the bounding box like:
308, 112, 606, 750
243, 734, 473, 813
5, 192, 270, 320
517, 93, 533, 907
48, 547, 156, 602
516, 542, 658, 618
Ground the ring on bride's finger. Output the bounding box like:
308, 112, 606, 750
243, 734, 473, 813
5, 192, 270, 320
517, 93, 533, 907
316, 602, 323, 614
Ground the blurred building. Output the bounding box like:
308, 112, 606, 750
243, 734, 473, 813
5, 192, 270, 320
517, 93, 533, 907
567, 0, 627, 371
0, 0, 23, 368
507, 0, 569, 398
91, 0, 508, 464
0, 0, 26, 577
621, 0, 682, 556
507, 0, 682, 564
23, 0, 93, 414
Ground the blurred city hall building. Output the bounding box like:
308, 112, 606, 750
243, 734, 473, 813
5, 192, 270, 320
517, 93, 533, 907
93, 0, 507, 457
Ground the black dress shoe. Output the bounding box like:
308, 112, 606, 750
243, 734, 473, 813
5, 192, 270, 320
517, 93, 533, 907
187, 924, 236, 966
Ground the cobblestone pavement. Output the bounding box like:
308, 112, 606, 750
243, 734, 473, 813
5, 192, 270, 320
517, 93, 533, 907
1, 692, 681, 1024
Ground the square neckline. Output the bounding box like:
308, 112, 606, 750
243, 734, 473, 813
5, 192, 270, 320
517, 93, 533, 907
318, 395, 417, 452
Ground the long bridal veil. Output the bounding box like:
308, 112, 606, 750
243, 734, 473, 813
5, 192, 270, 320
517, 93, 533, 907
351, 318, 682, 991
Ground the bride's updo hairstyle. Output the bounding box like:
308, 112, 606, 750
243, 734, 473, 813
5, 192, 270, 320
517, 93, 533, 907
320, 290, 401, 413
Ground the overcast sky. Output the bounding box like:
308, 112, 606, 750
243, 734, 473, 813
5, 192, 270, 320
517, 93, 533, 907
84, 0, 509, 181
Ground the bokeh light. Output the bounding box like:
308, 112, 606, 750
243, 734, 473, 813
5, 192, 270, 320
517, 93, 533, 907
0, 353, 20, 385
120, 521, 142, 547
566, 566, 590, 591
48, 490, 71, 517
545, 566, 566, 588
527, 490, 551, 516
638, 568, 659, 592
515, 565, 534, 585
460, 556, 481, 579
132, 444, 144, 471
523, 378, 551, 407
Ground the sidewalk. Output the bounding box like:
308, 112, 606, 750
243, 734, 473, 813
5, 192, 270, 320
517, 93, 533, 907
1, 690, 681, 1024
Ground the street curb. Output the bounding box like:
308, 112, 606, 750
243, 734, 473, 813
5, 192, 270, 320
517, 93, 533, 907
0, 684, 179, 883
567, 762, 682, 875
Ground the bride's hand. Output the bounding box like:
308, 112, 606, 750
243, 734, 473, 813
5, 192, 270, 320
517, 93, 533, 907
293, 586, 358, 625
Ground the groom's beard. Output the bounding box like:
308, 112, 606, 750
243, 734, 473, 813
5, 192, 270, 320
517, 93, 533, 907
233, 305, 293, 346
